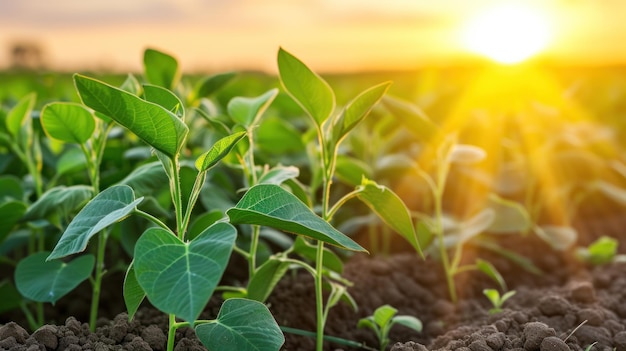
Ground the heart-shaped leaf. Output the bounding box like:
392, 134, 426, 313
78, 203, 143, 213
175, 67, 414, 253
356, 178, 421, 256
15, 252, 94, 304
278, 47, 335, 127
196, 132, 247, 172
41, 102, 95, 144
227, 184, 366, 252
228, 89, 279, 128
74, 74, 188, 158
134, 222, 236, 322
143, 48, 180, 90
195, 298, 284, 351
47, 185, 143, 260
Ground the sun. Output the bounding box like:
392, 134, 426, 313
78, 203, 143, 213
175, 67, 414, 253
460, 3, 552, 64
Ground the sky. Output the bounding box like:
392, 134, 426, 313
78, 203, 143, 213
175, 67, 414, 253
1, 0, 625, 73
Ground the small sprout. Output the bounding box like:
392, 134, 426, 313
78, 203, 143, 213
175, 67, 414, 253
576, 236, 618, 265
358, 304, 422, 351
483, 289, 516, 314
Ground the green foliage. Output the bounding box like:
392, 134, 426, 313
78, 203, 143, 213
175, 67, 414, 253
195, 298, 284, 351
74, 74, 188, 158
134, 223, 236, 322
41, 103, 95, 143
483, 289, 516, 314
47, 185, 143, 260
358, 304, 422, 351
228, 184, 366, 252
576, 236, 622, 265
143, 48, 180, 90
15, 252, 95, 304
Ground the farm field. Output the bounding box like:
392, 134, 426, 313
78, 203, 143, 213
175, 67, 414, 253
2, 47, 626, 351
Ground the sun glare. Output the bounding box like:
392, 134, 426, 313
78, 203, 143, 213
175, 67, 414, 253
461, 3, 552, 64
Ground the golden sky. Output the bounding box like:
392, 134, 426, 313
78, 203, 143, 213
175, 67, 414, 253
1, 0, 625, 72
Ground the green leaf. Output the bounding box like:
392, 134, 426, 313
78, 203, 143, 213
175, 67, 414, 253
22, 185, 93, 222
120, 74, 142, 95
143, 84, 184, 118
335, 156, 372, 187
195, 298, 284, 351
278, 47, 335, 127
579, 236, 617, 265
143, 48, 180, 90
333, 81, 391, 143
258, 165, 300, 185
15, 252, 94, 304
74, 74, 189, 158
373, 305, 397, 328
227, 184, 366, 252
40, 102, 95, 144
356, 179, 421, 256
483, 288, 501, 307
0, 201, 27, 243
392, 315, 423, 333
192, 71, 237, 100
6, 93, 35, 138
382, 95, 440, 142
476, 259, 507, 291
123, 263, 145, 321
188, 210, 223, 240
134, 223, 236, 322
195, 132, 247, 172
47, 185, 143, 260
228, 89, 279, 128
247, 258, 290, 302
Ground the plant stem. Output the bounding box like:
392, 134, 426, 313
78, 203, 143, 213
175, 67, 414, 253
135, 210, 171, 231
167, 314, 176, 351
314, 240, 325, 351
170, 156, 184, 240
89, 230, 108, 331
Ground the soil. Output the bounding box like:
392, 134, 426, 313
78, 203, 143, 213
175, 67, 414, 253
2, 214, 626, 351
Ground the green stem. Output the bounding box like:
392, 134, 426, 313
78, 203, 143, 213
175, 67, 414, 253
19, 303, 39, 331
167, 314, 177, 351
135, 210, 172, 231
180, 172, 207, 235
314, 240, 325, 351
89, 230, 108, 331
170, 156, 184, 240
248, 225, 261, 279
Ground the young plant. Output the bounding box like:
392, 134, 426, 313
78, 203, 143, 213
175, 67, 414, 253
357, 304, 422, 351
33, 49, 283, 351
384, 96, 538, 303
483, 288, 516, 314
576, 235, 626, 265
226, 48, 420, 351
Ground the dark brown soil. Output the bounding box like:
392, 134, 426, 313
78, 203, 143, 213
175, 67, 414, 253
2, 216, 626, 351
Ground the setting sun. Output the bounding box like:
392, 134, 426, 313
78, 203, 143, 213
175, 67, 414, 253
461, 3, 553, 64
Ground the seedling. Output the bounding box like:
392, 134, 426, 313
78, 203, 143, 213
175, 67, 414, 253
483, 288, 516, 314
576, 235, 626, 265
358, 304, 422, 351
227, 48, 419, 351
22, 49, 284, 351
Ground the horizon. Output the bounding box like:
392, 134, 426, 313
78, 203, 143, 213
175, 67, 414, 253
2, 0, 626, 73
